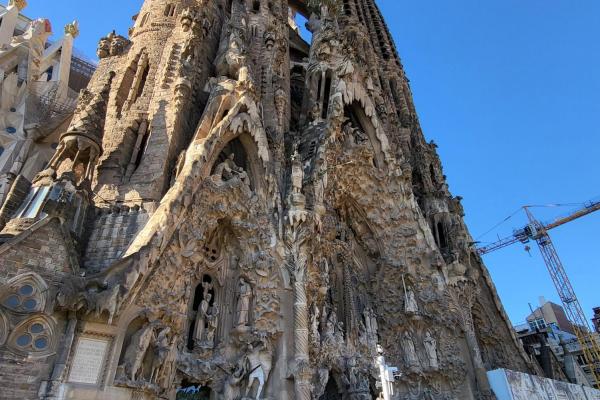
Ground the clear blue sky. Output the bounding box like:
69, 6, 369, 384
26, 0, 600, 325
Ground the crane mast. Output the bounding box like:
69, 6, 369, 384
476, 200, 600, 387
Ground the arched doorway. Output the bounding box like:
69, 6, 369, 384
320, 377, 342, 400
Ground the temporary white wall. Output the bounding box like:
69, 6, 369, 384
488, 369, 600, 400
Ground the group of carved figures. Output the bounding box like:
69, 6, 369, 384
193, 280, 219, 348
119, 322, 177, 388
213, 153, 250, 187
222, 339, 272, 400
402, 330, 439, 371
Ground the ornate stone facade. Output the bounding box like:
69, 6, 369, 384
0, 1, 544, 399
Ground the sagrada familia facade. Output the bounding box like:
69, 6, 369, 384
0, 0, 541, 399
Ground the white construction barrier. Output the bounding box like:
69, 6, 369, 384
488, 368, 600, 400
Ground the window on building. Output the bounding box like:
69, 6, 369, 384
139, 12, 150, 27
164, 4, 176, 17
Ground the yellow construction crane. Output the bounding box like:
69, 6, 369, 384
477, 199, 600, 386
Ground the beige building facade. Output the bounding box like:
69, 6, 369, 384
0, 0, 561, 399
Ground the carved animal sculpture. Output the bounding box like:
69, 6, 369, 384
90, 284, 120, 325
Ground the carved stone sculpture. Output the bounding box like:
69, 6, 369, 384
194, 292, 211, 346
402, 331, 419, 369
405, 287, 419, 315
424, 331, 439, 369
122, 322, 155, 381
236, 277, 252, 328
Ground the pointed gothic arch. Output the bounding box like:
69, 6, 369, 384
344, 101, 385, 168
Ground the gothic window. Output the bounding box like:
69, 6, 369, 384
164, 4, 176, 17
252, 0, 260, 12
8, 315, 56, 356
430, 164, 438, 187
0, 273, 48, 314
437, 221, 448, 250
15, 185, 50, 219
322, 71, 333, 119
139, 12, 150, 27
133, 62, 150, 103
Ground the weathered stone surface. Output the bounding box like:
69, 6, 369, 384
0, 1, 548, 399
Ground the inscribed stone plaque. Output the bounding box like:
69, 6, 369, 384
68, 337, 109, 385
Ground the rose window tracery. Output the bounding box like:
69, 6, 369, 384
8, 315, 56, 356
0, 273, 48, 314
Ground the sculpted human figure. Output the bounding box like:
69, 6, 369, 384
223, 356, 248, 399
205, 304, 219, 347
402, 331, 419, 368
311, 302, 320, 343
424, 331, 439, 369
150, 326, 171, 384
405, 287, 419, 314
214, 153, 249, 185
243, 340, 272, 400
291, 149, 304, 196
194, 292, 211, 345
236, 277, 252, 327
122, 322, 155, 381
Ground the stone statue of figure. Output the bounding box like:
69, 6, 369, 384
405, 288, 419, 314
402, 331, 419, 368
123, 322, 155, 381
223, 355, 248, 399
363, 307, 378, 336
243, 340, 272, 400
424, 331, 439, 369
214, 153, 249, 185
311, 302, 320, 343
194, 292, 211, 345
150, 326, 171, 384
205, 305, 219, 347
291, 149, 303, 196
236, 278, 252, 327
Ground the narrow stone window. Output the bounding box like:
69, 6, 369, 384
322, 71, 333, 119
437, 221, 448, 250
133, 62, 149, 103
430, 164, 438, 187
252, 0, 260, 12
164, 4, 176, 17
139, 12, 150, 27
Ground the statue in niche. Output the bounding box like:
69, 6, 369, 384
402, 331, 420, 368
404, 287, 419, 315
291, 149, 304, 196
204, 305, 219, 347
424, 331, 439, 369
363, 307, 378, 338
236, 277, 252, 328
194, 292, 211, 346
121, 322, 156, 381
214, 153, 250, 186
342, 119, 368, 147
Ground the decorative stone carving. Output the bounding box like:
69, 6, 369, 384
402, 331, 420, 369
424, 331, 439, 370
235, 277, 252, 328
121, 322, 155, 381
404, 287, 419, 315
194, 292, 211, 346
97, 31, 130, 59
214, 153, 250, 186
